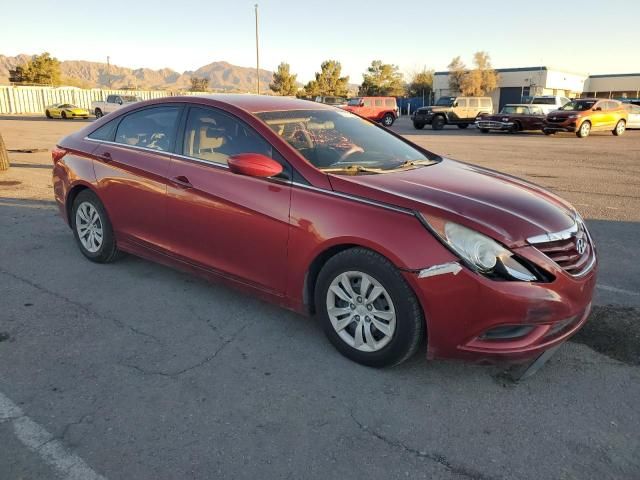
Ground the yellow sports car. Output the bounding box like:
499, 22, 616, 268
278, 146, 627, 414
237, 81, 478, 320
45, 103, 90, 119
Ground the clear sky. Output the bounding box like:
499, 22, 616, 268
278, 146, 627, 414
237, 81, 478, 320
2, 0, 639, 82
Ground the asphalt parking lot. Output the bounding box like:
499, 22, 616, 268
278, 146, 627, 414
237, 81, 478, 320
1, 115, 639, 480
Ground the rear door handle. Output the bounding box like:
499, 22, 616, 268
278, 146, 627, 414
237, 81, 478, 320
96, 151, 112, 162
172, 175, 193, 189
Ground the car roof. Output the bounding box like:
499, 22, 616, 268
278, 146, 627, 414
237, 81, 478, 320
187, 94, 333, 113
503, 104, 537, 107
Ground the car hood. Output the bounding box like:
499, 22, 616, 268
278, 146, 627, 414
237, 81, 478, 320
546, 110, 580, 118
327, 158, 576, 247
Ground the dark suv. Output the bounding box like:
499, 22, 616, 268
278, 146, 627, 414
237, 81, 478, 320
412, 96, 493, 130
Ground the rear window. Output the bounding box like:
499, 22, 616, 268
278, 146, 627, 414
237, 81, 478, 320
468, 98, 479, 108
385, 99, 396, 107
480, 98, 491, 108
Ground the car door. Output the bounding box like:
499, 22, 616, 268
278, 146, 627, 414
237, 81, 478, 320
90, 104, 182, 250
452, 98, 467, 121
166, 105, 291, 294
590, 101, 608, 129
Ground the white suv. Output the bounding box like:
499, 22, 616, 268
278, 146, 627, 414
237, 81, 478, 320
528, 96, 571, 114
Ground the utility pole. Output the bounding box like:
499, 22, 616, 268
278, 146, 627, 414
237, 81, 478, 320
107, 56, 111, 89
255, 4, 260, 95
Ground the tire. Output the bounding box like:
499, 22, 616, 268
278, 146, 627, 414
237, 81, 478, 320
613, 119, 626, 136
71, 190, 121, 263
431, 116, 445, 130
61, 111, 67, 119
45, 110, 52, 119
510, 122, 520, 133
457, 123, 469, 129
381, 113, 395, 127
413, 122, 425, 130
94, 108, 103, 118
576, 121, 591, 138
315, 247, 425, 368
543, 129, 555, 135
480, 128, 490, 134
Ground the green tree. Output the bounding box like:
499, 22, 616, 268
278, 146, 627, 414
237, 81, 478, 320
406, 68, 434, 99
15, 53, 61, 86
303, 60, 349, 97
447, 56, 466, 93
448, 52, 498, 96
360, 60, 405, 96
190, 76, 209, 92
269, 62, 298, 96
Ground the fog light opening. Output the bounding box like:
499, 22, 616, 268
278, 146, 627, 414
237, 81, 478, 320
479, 325, 536, 341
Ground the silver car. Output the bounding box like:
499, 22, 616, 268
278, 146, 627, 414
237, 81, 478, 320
623, 103, 640, 129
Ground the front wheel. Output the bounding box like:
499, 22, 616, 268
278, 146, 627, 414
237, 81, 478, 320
381, 113, 395, 127
315, 248, 424, 368
45, 110, 52, 119
431, 116, 445, 130
613, 119, 626, 136
413, 122, 425, 130
71, 190, 121, 263
480, 128, 490, 133
576, 121, 591, 138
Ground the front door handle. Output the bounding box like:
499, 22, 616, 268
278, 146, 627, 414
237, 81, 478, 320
96, 151, 112, 162
172, 175, 193, 189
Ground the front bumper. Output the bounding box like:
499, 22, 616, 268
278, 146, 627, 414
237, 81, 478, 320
476, 120, 513, 131
543, 120, 577, 132
413, 113, 434, 124
403, 248, 597, 364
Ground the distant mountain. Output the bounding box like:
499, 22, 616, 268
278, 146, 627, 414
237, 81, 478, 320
0, 54, 274, 92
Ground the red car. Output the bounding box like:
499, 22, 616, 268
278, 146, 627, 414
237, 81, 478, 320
342, 96, 398, 126
52, 95, 596, 372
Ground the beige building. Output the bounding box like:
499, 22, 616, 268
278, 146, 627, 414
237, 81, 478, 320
433, 66, 640, 110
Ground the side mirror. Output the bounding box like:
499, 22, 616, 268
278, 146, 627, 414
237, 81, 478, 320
359, 102, 365, 107
593, 107, 602, 111
453, 102, 458, 107
228, 153, 283, 178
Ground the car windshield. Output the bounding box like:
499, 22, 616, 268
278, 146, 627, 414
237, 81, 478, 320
256, 109, 439, 174
121, 96, 140, 102
560, 100, 596, 111
59, 104, 76, 109
501, 106, 529, 114
532, 97, 557, 105
347, 98, 362, 106
435, 97, 455, 106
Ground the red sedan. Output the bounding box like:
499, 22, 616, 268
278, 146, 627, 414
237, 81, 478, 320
52, 95, 596, 371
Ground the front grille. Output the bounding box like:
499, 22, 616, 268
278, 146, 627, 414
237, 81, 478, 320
546, 117, 566, 124
532, 222, 595, 276
478, 121, 503, 128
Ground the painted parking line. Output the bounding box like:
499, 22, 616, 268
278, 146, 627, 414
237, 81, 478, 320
0, 390, 106, 480
597, 284, 640, 296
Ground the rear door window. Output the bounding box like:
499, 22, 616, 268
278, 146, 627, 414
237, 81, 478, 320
374, 99, 382, 107
88, 119, 119, 141
115, 106, 181, 152
467, 98, 479, 108
385, 99, 395, 107
480, 98, 491, 108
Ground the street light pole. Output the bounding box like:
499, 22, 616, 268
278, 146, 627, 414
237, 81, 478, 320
255, 3, 260, 95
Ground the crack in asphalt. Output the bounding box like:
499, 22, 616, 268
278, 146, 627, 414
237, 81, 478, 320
119, 322, 248, 378
0, 268, 165, 346
349, 411, 499, 480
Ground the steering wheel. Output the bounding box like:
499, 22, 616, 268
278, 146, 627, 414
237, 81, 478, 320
292, 128, 314, 149
337, 144, 365, 163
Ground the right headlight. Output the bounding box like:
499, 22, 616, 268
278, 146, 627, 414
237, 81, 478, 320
427, 220, 538, 282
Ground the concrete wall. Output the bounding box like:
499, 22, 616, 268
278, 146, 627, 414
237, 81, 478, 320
584, 74, 640, 97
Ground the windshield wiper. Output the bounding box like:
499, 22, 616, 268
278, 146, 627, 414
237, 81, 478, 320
320, 164, 386, 175
396, 159, 435, 169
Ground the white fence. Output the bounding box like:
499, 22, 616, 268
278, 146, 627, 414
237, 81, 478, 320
0, 86, 203, 114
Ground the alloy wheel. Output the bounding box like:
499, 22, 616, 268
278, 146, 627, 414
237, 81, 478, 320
615, 120, 626, 136
75, 201, 104, 253
325, 271, 396, 352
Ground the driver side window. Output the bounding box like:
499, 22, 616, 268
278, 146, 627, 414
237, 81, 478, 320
182, 107, 273, 165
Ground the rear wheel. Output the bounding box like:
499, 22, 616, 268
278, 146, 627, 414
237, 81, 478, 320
381, 113, 395, 127
431, 116, 445, 130
315, 248, 424, 368
45, 110, 52, 119
71, 190, 121, 263
413, 122, 425, 130
457, 123, 469, 129
613, 119, 626, 136
576, 121, 591, 138
94, 108, 103, 118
